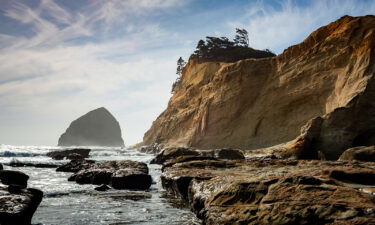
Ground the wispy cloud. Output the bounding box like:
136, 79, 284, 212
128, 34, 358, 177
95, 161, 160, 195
0, 0, 190, 145
228, 0, 375, 53
0, 0, 373, 145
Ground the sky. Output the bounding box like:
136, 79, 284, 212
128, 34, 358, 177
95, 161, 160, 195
0, 0, 374, 146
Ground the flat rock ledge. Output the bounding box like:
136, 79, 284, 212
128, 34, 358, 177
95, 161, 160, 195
58, 160, 152, 190
0, 169, 43, 225
160, 152, 375, 225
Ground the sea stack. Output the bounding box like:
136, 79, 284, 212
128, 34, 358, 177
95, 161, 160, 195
58, 107, 124, 147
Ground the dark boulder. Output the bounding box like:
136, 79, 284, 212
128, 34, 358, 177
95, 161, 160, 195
58, 107, 124, 147
0, 163, 3, 170
71, 169, 113, 185
0, 186, 43, 225
68, 160, 152, 190
47, 148, 91, 160
111, 169, 152, 190
214, 148, 245, 160
8, 159, 58, 168
66, 153, 85, 160
151, 147, 200, 164
339, 145, 375, 162
56, 159, 95, 173
95, 184, 111, 192
0, 170, 29, 188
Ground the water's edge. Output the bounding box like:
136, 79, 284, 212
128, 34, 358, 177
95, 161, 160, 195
0, 145, 200, 225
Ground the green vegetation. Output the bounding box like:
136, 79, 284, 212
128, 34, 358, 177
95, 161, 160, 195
171, 29, 276, 93
191, 28, 275, 62
171, 57, 186, 93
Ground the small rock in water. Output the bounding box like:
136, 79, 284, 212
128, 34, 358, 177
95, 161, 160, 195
0, 170, 29, 188
95, 184, 111, 192
0, 173, 43, 225
67, 160, 153, 190
47, 148, 91, 160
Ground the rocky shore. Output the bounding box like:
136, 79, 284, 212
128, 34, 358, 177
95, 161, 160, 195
0, 166, 43, 225
152, 147, 375, 225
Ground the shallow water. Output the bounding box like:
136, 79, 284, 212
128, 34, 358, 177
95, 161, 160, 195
0, 145, 200, 225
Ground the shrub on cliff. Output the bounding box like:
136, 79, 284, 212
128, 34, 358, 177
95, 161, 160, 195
171, 57, 186, 93
191, 28, 275, 62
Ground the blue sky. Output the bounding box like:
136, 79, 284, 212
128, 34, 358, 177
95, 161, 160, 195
0, 0, 374, 146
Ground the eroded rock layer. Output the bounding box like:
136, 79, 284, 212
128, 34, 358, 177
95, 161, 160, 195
143, 15, 375, 159
160, 153, 375, 225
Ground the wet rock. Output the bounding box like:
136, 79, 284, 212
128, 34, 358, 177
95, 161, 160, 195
162, 156, 216, 171
0, 184, 43, 225
106, 192, 152, 201
328, 169, 375, 185
162, 157, 375, 225
56, 159, 95, 172
0, 170, 29, 188
47, 148, 91, 160
150, 147, 200, 164
7, 185, 24, 194
72, 169, 113, 185
214, 148, 245, 160
0, 163, 3, 170
139, 144, 160, 153
111, 169, 152, 190
66, 153, 85, 160
68, 160, 152, 190
8, 159, 58, 168
95, 184, 111, 192
339, 145, 375, 162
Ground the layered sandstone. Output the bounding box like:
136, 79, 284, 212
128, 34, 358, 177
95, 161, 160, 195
160, 154, 375, 225
143, 15, 375, 159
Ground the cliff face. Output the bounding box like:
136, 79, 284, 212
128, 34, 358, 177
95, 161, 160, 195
143, 15, 375, 159
58, 107, 124, 147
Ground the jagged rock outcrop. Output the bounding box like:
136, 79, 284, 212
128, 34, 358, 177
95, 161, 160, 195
58, 107, 124, 147
143, 15, 375, 159
161, 155, 375, 225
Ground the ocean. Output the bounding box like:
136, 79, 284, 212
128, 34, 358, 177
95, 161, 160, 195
0, 144, 199, 225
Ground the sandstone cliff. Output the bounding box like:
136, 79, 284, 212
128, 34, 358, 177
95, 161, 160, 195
143, 15, 375, 159
58, 107, 124, 147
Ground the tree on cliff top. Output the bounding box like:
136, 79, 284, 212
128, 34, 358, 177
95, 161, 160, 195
190, 28, 275, 62
233, 28, 249, 47
172, 57, 186, 93
176, 57, 186, 77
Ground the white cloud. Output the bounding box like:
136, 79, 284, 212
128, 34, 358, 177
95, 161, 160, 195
228, 0, 375, 53
0, 0, 189, 145
0, 0, 373, 146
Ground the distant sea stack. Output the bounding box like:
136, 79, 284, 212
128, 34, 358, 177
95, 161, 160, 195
143, 15, 375, 159
58, 107, 124, 147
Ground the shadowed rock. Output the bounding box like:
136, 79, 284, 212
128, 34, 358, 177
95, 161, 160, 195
0, 170, 43, 225
0, 170, 29, 189
161, 157, 375, 225
56, 159, 95, 172
150, 147, 200, 164
47, 148, 91, 160
67, 160, 152, 190
58, 107, 124, 147
339, 145, 375, 162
